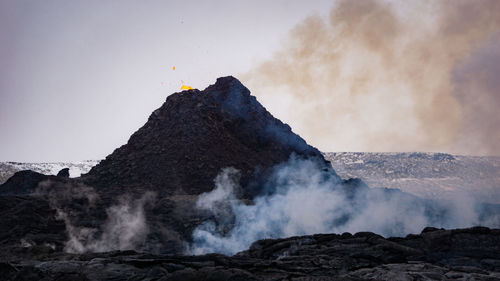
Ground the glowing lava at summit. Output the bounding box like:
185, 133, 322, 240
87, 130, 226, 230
173, 66, 194, 90
181, 85, 194, 90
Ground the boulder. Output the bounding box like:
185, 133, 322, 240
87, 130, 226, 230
57, 168, 70, 178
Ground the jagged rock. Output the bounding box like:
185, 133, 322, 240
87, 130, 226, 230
0, 170, 52, 195
57, 168, 70, 178
0, 196, 66, 255
0, 227, 498, 280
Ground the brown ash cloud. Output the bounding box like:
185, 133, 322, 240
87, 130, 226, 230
242, 0, 500, 155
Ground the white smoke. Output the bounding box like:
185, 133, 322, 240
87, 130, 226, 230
197, 167, 239, 213
35, 179, 99, 206
61, 192, 156, 253
35, 181, 156, 253
189, 156, 500, 255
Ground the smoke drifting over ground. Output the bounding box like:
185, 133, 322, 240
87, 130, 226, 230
36, 181, 155, 253
243, 0, 500, 155
62, 192, 156, 253
189, 157, 500, 255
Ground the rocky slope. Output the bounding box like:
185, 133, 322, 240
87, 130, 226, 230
83, 76, 337, 198
1, 226, 499, 280
0, 76, 346, 256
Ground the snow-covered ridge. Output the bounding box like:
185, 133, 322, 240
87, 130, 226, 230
0, 160, 100, 184
324, 152, 500, 204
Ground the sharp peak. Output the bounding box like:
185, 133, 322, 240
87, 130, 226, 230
159, 76, 258, 120
170, 76, 249, 98
203, 76, 249, 95
211, 76, 244, 87
167, 76, 256, 112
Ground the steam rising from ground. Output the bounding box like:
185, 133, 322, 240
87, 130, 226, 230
189, 157, 500, 255
62, 192, 156, 253
242, 0, 500, 155
36, 181, 155, 253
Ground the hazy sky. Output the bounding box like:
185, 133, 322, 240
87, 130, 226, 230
0, 0, 332, 161
1, 0, 499, 162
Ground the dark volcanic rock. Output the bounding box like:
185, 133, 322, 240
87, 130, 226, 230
0, 196, 66, 255
0, 170, 52, 195
82, 76, 338, 197
56, 168, 70, 178
2, 227, 499, 280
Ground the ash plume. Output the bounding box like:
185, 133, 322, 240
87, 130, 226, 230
242, 0, 500, 155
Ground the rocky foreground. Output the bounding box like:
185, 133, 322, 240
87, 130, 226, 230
1, 226, 499, 280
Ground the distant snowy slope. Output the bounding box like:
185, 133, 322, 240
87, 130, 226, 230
0, 160, 100, 184
324, 152, 500, 204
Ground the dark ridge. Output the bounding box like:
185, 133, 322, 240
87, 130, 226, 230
82, 76, 338, 197
0, 170, 52, 195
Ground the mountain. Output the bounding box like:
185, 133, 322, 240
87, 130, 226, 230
82, 76, 337, 197
0, 76, 346, 255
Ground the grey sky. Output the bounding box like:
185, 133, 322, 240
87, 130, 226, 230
0, 0, 332, 162
2, 0, 499, 161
